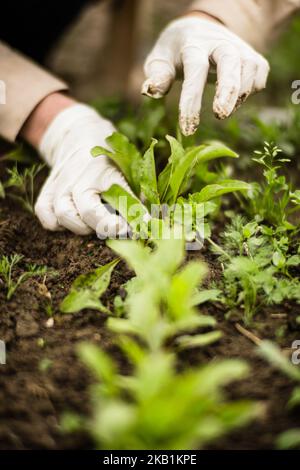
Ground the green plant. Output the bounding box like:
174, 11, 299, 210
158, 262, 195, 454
107, 234, 221, 350
5, 163, 44, 213
258, 341, 300, 450
241, 142, 300, 230
0, 254, 50, 300
60, 259, 119, 314
61, 342, 258, 450
92, 133, 250, 243
210, 216, 300, 325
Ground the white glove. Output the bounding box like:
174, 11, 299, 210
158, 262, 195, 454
142, 16, 270, 136
35, 104, 130, 238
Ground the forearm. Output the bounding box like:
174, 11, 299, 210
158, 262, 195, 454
0, 41, 68, 142
188, 0, 299, 52
20, 93, 76, 150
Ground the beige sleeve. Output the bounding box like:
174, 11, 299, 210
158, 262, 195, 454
189, 0, 300, 51
0, 42, 68, 142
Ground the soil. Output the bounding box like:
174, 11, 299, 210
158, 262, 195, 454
0, 165, 300, 450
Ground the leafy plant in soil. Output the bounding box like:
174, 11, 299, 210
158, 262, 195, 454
107, 234, 221, 350
61, 233, 260, 449
240, 142, 300, 230
0, 254, 51, 300
258, 341, 300, 449
4, 163, 44, 213
60, 259, 119, 314
64, 342, 257, 450
92, 133, 250, 243
210, 216, 300, 325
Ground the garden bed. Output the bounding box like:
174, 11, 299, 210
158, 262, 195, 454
0, 192, 299, 450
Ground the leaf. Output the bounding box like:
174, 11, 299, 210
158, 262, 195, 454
158, 135, 185, 202
191, 180, 251, 203
140, 139, 160, 207
191, 289, 222, 306
102, 184, 149, 233
258, 341, 300, 382
91, 132, 142, 194
176, 331, 223, 350
77, 343, 117, 383
60, 259, 119, 313
276, 429, 300, 450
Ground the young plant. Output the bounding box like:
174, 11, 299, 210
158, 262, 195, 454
5, 163, 44, 213
0, 254, 50, 300
62, 341, 258, 450
210, 216, 300, 325
106, 233, 222, 350
92, 133, 250, 243
241, 142, 300, 230
60, 259, 119, 314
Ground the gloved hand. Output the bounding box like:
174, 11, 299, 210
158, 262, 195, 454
142, 16, 270, 136
35, 104, 130, 238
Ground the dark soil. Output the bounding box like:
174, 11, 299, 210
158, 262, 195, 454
0, 168, 300, 450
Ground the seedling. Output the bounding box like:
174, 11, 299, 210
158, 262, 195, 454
241, 142, 300, 230
5, 163, 44, 213
61, 341, 257, 450
0, 254, 50, 300
60, 259, 119, 313
92, 133, 250, 243
107, 234, 221, 350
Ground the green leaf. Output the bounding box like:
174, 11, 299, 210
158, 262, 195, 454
77, 343, 117, 383
191, 289, 222, 306
258, 341, 300, 382
140, 139, 160, 207
158, 135, 185, 202
276, 429, 300, 449
191, 180, 251, 203
91, 132, 142, 194
176, 331, 223, 350
60, 259, 119, 313
102, 184, 149, 233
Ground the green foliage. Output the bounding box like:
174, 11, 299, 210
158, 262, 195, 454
4, 164, 44, 213
60, 259, 119, 314
210, 216, 300, 325
93, 133, 249, 243
69, 342, 256, 450
107, 235, 219, 350
241, 142, 300, 230
0, 254, 50, 300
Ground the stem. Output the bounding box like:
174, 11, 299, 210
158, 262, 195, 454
207, 237, 231, 260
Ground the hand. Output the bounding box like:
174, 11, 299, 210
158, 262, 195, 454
142, 14, 270, 136
33, 103, 131, 237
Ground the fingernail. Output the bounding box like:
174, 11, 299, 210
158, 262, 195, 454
179, 114, 200, 136
141, 79, 164, 99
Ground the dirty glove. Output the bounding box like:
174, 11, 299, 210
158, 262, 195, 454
142, 16, 270, 136
35, 104, 130, 238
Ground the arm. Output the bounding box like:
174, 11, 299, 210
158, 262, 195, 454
0, 43, 132, 237
190, 0, 300, 52
0, 41, 68, 142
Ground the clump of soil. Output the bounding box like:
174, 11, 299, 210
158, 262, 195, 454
0, 171, 300, 450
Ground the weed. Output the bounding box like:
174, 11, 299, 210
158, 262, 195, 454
60, 259, 119, 314
5, 164, 44, 213
0, 254, 50, 300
